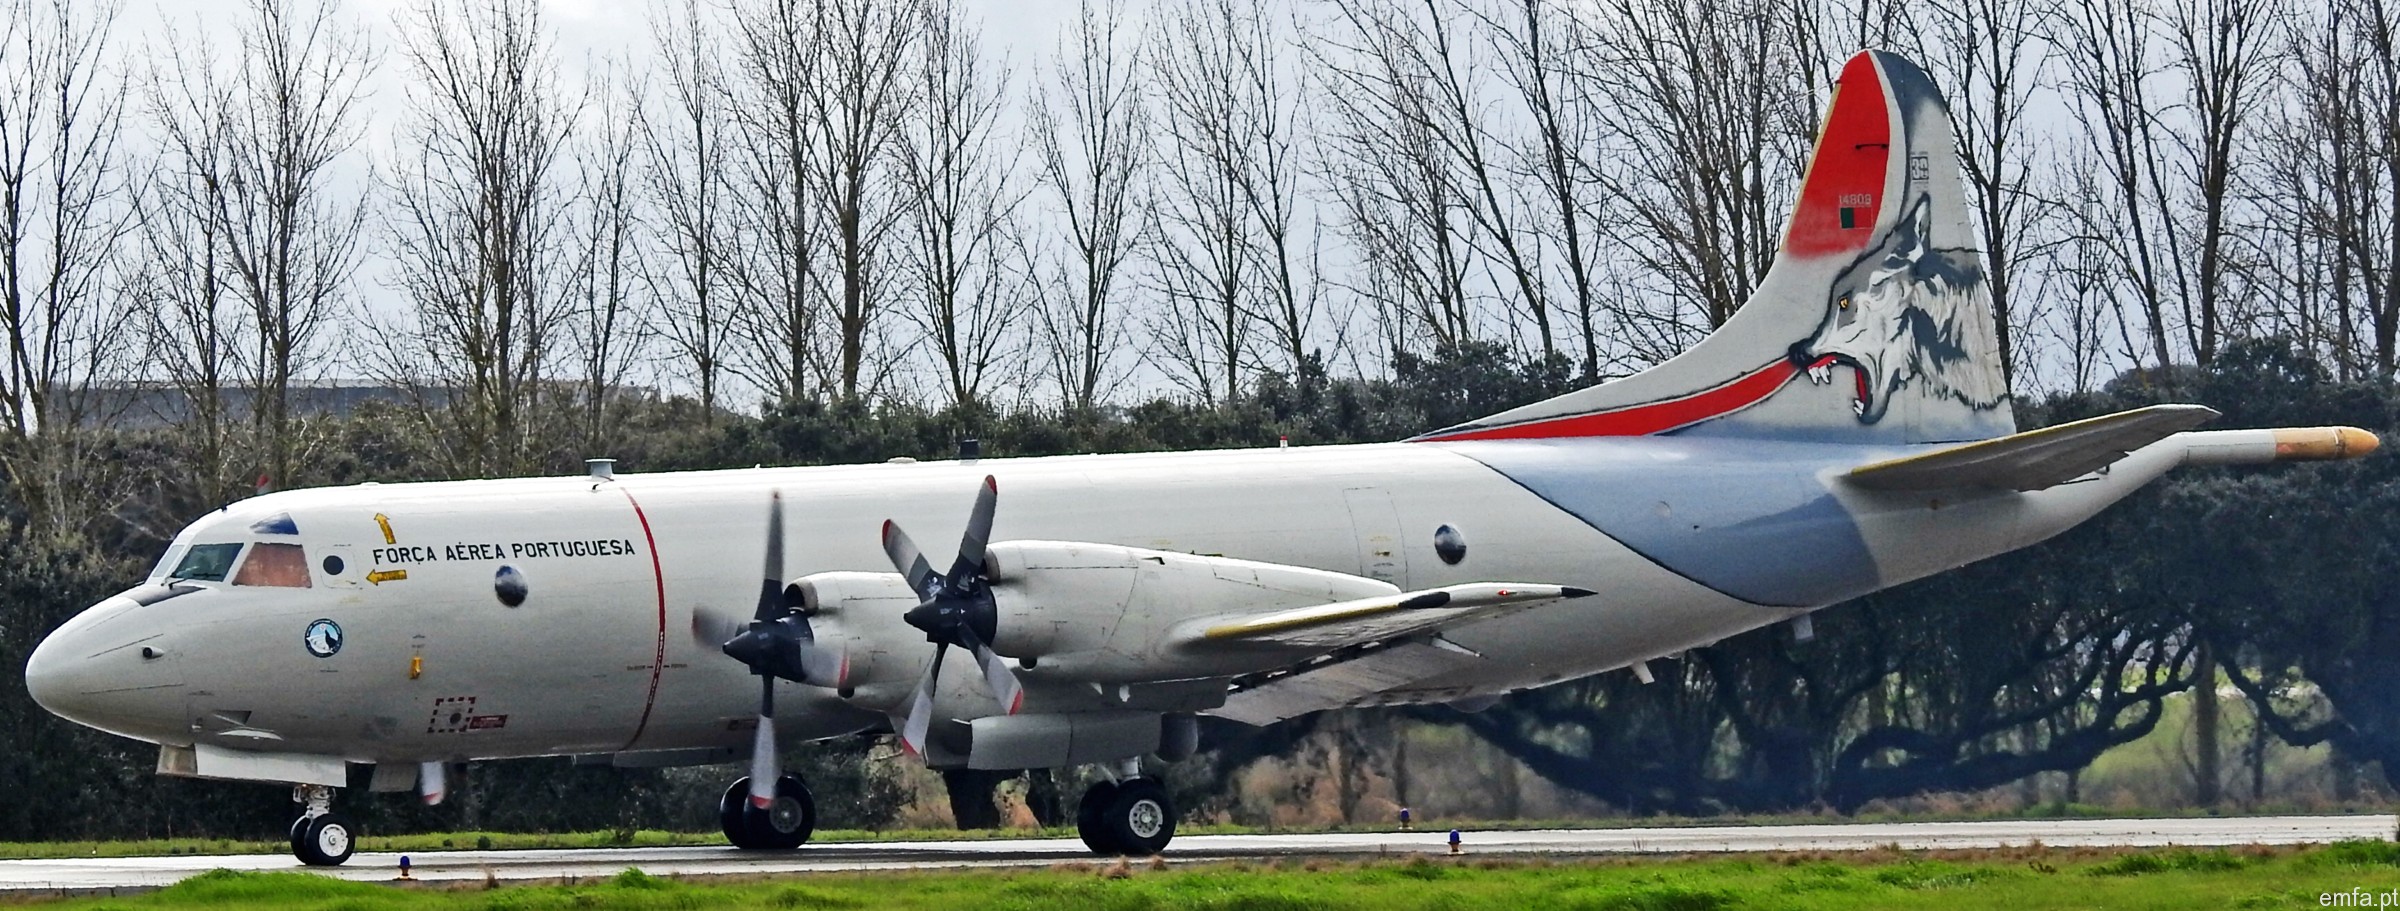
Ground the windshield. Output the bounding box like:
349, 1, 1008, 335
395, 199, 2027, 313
170, 543, 244, 582
149, 545, 185, 582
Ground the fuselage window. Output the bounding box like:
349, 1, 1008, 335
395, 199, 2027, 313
170, 543, 244, 582
233, 542, 313, 588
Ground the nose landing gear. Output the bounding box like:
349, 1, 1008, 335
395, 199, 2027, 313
289, 784, 355, 866
1075, 776, 1175, 856
719, 773, 816, 850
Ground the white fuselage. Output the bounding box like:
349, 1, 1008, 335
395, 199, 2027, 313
26, 436, 2176, 768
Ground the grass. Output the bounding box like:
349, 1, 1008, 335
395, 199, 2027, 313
14, 843, 2400, 910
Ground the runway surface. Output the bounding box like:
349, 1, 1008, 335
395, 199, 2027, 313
2, 815, 2390, 895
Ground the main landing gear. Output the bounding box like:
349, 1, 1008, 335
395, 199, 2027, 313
290, 784, 356, 866
1076, 776, 1176, 856
719, 774, 817, 850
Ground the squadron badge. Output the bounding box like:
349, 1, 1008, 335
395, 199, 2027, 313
304, 618, 344, 658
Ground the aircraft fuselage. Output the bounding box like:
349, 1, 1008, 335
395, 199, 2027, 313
27, 435, 2176, 767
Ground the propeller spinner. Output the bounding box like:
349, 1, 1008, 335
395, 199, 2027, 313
882, 475, 1024, 758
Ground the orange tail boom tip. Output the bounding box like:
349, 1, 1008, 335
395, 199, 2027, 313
2272, 427, 2380, 461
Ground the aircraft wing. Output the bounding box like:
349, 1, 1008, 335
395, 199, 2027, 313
1208, 638, 1489, 725
1177, 583, 1592, 651
1843, 404, 2219, 492
1190, 582, 1589, 726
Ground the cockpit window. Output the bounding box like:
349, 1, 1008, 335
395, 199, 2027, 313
170, 543, 244, 582
249, 512, 299, 536
232, 542, 313, 588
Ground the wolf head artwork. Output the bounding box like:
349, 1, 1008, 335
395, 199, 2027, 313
1796, 195, 2007, 425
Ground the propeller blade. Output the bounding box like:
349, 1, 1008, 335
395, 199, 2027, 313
797, 641, 848, 689
692, 603, 747, 648
755, 492, 785, 622
945, 476, 998, 587
748, 677, 778, 807
882, 520, 941, 599
962, 628, 1024, 716
898, 642, 947, 758
419, 761, 446, 806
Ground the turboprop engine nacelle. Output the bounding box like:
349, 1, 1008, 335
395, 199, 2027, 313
784, 571, 924, 692
982, 541, 1397, 672
798, 543, 1404, 687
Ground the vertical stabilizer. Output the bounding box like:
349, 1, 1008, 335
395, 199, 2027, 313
1418, 51, 2015, 445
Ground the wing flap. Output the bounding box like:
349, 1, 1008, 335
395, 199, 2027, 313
1845, 404, 2219, 492
1210, 641, 1485, 725
1181, 583, 1592, 651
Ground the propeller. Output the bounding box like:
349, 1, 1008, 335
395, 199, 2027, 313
716, 492, 811, 809
883, 475, 1023, 758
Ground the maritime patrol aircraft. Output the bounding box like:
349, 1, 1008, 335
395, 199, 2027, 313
24, 50, 2378, 866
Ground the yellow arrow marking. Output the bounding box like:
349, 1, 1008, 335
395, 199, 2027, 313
367, 569, 408, 585
374, 513, 395, 545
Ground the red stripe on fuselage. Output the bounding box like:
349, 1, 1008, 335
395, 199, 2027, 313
617, 488, 670, 751
1421, 357, 1828, 441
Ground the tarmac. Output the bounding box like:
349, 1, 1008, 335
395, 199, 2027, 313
1, 814, 2389, 896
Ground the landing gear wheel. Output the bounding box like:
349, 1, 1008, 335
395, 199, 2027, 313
719, 774, 815, 850
1075, 780, 1123, 855
288, 817, 307, 856
1079, 778, 1173, 856
293, 813, 355, 866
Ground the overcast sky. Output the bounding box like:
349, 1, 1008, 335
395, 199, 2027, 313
119, 0, 1099, 117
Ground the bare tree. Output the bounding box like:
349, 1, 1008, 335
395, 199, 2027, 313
565, 64, 650, 452
724, 0, 828, 406
1321, 0, 1565, 364
1138, 0, 1320, 394
1310, 2, 1478, 356
1146, 0, 1266, 404
384, 0, 578, 476
2269, 0, 2395, 377
901, 1, 1026, 410
2162, 0, 2284, 365
1570, 0, 1815, 353
216, 0, 370, 489
135, 20, 244, 502
1479, 0, 1607, 380
641, 0, 733, 419
811, 0, 921, 402
1915, 0, 2057, 387
0, 0, 133, 538
1031, 0, 1147, 409
2059, 0, 2287, 372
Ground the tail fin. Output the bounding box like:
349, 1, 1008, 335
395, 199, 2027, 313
1418, 51, 2015, 446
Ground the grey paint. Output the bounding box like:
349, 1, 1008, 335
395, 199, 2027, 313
1441, 438, 1898, 607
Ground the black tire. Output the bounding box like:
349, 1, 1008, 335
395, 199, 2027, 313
1075, 780, 1122, 856
718, 780, 755, 849
294, 813, 355, 867
724, 774, 815, 851
1102, 778, 1174, 856
288, 816, 307, 857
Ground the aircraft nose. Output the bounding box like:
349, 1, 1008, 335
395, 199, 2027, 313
25, 596, 186, 740
23, 623, 68, 716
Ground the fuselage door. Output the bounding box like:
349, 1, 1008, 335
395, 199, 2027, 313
1342, 487, 1410, 585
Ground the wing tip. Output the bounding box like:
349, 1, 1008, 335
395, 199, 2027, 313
1561, 587, 1597, 599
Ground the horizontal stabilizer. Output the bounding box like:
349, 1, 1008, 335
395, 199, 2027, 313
1179, 583, 1591, 651
1845, 404, 2220, 492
